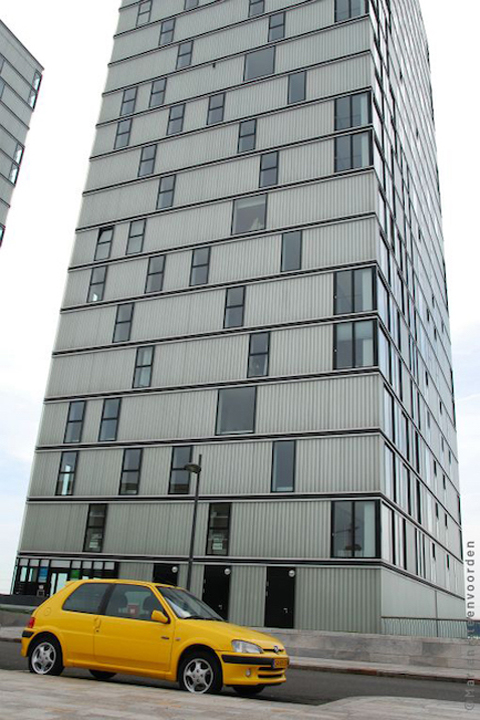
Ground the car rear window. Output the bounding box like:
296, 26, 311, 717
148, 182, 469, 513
62, 583, 109, 614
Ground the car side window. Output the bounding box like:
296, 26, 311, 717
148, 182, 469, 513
104, 584, 163, 621
62, 583, 109, 614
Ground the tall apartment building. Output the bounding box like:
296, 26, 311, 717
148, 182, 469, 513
0, 20, 42, 248
14, 0, 464, 634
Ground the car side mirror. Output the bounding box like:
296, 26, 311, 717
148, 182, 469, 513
151, 609, 169, 624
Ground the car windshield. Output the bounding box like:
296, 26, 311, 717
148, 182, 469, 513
158, 586, 223, 621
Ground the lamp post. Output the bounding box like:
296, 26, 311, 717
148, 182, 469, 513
183, 454, 202, 591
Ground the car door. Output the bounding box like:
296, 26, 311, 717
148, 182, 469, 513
93, 583, 174, 674
57, 582, 110, 665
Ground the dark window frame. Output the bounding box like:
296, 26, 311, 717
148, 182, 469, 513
98, 398, 122, 442
333, 266, 376, 315
136, 0, 152, 26
334, 0, 367, 23
149, 77, 167, 108
157, 175, 176, 210
231, 194, 267, 235
119, 448, 143, 495
114, 118, 132, 149
177, 40, 193, 69
168, 445, 193, 495
259, 151, 279, 187
145, 255, 166, 293
64, 401, 86, 444
207, 93, 226, 125
247, 332, 270, 378
120, 87, 137, 116
281, 230, 302, 272
55, 451, 78, 496
83, 504, 108, 553
249, 0, 265, 17
206, 503, 231, 556
190, 247, 211, 286
138, 144, 157, 177
113, 303, 134, 343
167, 103, 185, 135
287, 71, 306, 104
159, 17, 175, 46
126, 219, 146, 255
333, 319, 377, 369
335, 91, 371, 130
94, 226, 114, 261
268, 12, 285, 41
87, 266, 107, 303
244, 46, 276, 81
331, 499, 380, 558
132, 346, 155, 388
271, 440, 296, 493
334, 131, 372, 172
215, 386, 257, 436
224, 286, 246, 328
237, 119, 257, 153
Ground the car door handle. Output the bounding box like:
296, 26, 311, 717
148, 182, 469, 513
161, 636, 170, 641
93, 617, 102, 630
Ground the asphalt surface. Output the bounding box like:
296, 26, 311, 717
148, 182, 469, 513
0, 640, 477, 706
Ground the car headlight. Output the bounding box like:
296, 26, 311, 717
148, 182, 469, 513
231, 640, 263, 654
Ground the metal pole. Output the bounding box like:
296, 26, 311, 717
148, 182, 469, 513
186, 454, 202, 591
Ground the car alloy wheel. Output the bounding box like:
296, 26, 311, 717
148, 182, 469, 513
30, 641, 58, 675
183, 657, 214, 693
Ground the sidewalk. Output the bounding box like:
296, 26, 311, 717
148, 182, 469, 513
2, 626, 478, 684
1, 669, 479, 720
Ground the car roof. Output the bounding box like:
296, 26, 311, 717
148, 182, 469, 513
74, 579, 177, 588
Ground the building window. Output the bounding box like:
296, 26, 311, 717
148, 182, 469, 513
113, 303, 134, 343
185, 0, 199, 8
335, 131, 371, 171
335, 92, 370, 130
159, 17, 175, 45
288, 71, 306, 104
120, 87, 137, 116
126, 219, 146, 255
157, 175, 176, 209
64, 401, 86, 443
232, 195, 267, 234
206, 504, 231, 555
138, 145, 157, 177
9, 144, 23, 184
334, 267, 375, 314
136, 0, 152, 26
133, 346, 154, 388
259, 151, 279, 187
272, 441, 295, 492
247, 332, 270, 377
249, 0, 264, 17
177, 41, 193, 69
190, 247, 210, 286
56, 452, 78, 496
332, 500, 378, 557
244, 47, 275, 81
87, 266, 107, 303
238, 119, 257, 153
216, 387, 256, 434
166, 104, 185, 136
99, 398, 121, 442
268, 12, 285, 41
335, 0, 366, 22
207, 93, 225, 125
334, 320, 375, 369
83, 505, 107, 553
169, 446, 193, 494
94, 226, 114, 261
28, 71, 42, 108
114, 119, 132, 149
119, 449, 142, 495
145, 255, 165, 293
150, 78, 166, 107
281, 231, 302, 272
224, 286, 245, 328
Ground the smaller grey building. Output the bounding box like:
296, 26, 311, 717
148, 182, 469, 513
0, 19, 42, 248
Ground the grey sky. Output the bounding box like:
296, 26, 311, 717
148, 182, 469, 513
0, 1, 478, 613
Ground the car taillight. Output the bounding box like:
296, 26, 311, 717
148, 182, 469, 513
27, 616, 36, 629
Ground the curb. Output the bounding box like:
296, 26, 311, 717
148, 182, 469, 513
2, 635, 477, 684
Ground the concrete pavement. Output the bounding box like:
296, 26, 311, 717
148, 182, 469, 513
1, 669, 479, 720
2, 625, 478, 683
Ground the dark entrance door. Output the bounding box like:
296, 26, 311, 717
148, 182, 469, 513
265, 567, 295, 628
202, 565, 231, 620
153, 564, 179, 586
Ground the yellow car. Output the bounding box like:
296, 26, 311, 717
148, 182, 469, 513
21, 579, 289, 696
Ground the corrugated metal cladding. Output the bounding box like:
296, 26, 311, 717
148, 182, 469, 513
118, 561, 154, 582
20, 503, 88, 553
229, 566, 266, 627
108, 8, 368, 96
31, 434, 381, 499
296, 567, 381, 632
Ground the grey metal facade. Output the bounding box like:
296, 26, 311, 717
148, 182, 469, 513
0, 20, 42, 248
15, 0, 465, 633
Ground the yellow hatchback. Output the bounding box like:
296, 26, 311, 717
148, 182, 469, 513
21, 579, 289, 696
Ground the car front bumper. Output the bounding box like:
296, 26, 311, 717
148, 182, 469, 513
220, 652, 289, 686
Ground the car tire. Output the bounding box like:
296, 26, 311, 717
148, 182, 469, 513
232, 684, 266, 697
178, 650, 223, 694
28, 635, 64, 676
89, 670, 117, 681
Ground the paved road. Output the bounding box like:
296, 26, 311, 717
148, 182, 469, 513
0, 640, 477, 706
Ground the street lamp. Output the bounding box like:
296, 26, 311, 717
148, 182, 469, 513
183, 454, 202, 591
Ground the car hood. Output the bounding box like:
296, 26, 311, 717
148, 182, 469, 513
177, 619, 286, 651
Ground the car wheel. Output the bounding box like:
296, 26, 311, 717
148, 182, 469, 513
232, 684, 266, 697
179, 650, 222, 694
28, 636, 64, 676
89, 670, 116, 681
